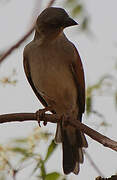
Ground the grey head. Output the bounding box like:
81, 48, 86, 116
36, 7, 78, 30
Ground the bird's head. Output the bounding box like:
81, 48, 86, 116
36, 7, 78, 33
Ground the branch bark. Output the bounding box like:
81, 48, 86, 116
0, 112, 117, 152
0, 0, 56, 64
96, 175, 117, 180
0, 28, 34, 63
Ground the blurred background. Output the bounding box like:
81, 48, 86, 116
0, 0, 117, 179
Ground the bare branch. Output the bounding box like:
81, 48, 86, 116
0, 28, 34, 63
47, 0, 56, 7
84, 150, 105, 177
0, 0, 56, 64
96, 175, 117, 180
0, 112, 117, 152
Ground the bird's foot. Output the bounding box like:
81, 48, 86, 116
36, 109, 46, 127
36, 106, 52, 127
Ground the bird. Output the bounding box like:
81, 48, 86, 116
23, 7, 88, 175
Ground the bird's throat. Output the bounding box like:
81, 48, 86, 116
34, 28, 62, 45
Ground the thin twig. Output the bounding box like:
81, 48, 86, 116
0, 112, 117, 152
0, 0, 56, 64
47, 0, 56, 7
84, 150, 105, 178
0, 28, 34, 63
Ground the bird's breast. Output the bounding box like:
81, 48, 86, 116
29, 43, 78, 112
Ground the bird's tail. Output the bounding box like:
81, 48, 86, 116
55, 123, 88, 174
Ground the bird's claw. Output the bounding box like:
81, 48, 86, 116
43, 120, 47, 126
36, 109, 47, 127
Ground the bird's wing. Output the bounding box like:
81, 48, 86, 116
71, 44, 85, 120
23, 56, 48, 108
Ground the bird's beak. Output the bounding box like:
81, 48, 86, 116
63, 17, 78, 27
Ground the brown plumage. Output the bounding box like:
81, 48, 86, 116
23, 7, 88, 175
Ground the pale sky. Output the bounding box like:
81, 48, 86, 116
0, 0, 117, 179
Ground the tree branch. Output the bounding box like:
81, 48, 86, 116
0, 0, 56, 64
47, 0, 56, 7
96, 175, 117, 180
0, 112, 117, 152
0, 28, 34, 63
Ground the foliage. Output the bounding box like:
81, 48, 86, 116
0, 0, 117, 179
86, 74, 116, 129
0, 127, 66, 180
86, 75, 113, 115
63, 0, 89, 31
0, 69, 17, 86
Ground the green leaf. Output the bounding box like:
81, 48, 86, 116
81, 17, 88, 30
10, 147, 33, 157
13, 138, 27, 143
86, 96, 92, 115
72, 5, 83, 17
40, 160, 46, 179
65, 0, 76, 5
44, 140, 57, 162
45, 172, 60, 180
